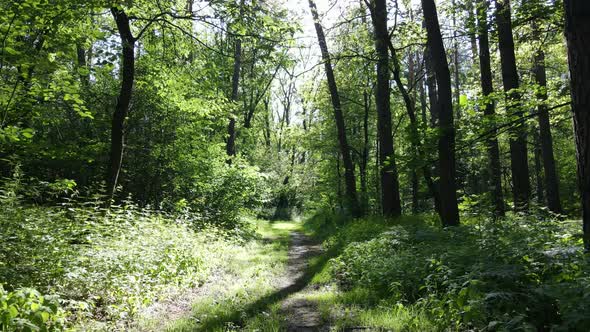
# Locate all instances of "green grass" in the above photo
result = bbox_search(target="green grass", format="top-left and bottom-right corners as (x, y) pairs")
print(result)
(148, 219), (300, 331)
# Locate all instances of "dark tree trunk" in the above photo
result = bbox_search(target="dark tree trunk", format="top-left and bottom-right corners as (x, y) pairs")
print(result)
(532, 23), (562, 213)
(226, 38), (241, 158)
(533, 130), (545, 204)
(496, 0), (530, 211)
(309, 0), (361, 216)
(361, 89), (370, 212)
(563, 0), (590, 251)
(368, 0), (402, 217)
(477, 0), (505, 217)
(422, 0), (460, 226)
(424, 46), (438, 126)
(226, 0), (244, 159)
(107, 8), (135, 201)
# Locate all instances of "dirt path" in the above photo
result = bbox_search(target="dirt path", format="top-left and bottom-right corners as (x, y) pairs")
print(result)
(279, 232), (326, 332)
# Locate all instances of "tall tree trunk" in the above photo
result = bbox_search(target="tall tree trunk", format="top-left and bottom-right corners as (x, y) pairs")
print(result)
(563, 0), (590, 251)
(226, 0), (244, 159)
(309, 0), (361, 216)
(532, 20), (562, 213)
(422, 0), (460, 226)
(367, 0), (402, 217)
(361, 89), (370, 212)
(107, 7), (135, 201)
(496, 0), (530, 211)
(477, 0), (505, 217)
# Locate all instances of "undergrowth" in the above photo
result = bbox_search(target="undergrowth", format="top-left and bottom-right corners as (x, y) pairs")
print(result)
(304, 211), (590, 331)
(0, 176), (256, 331)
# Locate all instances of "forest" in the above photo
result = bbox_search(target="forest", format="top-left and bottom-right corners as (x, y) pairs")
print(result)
(1, 0), (589, 331)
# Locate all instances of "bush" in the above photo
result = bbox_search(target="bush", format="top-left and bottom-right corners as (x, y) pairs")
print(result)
(0, 287), (65, 331)
(311, 213), (590, 331)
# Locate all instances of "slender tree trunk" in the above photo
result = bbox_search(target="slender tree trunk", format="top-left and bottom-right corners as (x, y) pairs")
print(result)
(361, 89), (370, 211)
(533, 130), (545, 204)
(496, 0), (530, 211)
(563, 0), (590, 251)
(226, 0), (244, 159)
(477, 0), (505, 217)
(422, 0), (460, 226)
(532, 21), (562, 213)
(309, 0), (361, 216)
(107, 8), (135, 201)
(368, 0), (402, 217)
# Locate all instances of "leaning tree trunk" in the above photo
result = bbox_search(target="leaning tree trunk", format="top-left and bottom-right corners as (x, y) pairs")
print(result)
(368, 0), (402, 217)
(563, 0), (590, 251)
(477, 0), (505, 217)
(309, 0), (361, 216)
(422, 0), (460, 226)
(496, 0), (530, 211)
(532, 19), (562, 214)
(107, 8), (135, 201)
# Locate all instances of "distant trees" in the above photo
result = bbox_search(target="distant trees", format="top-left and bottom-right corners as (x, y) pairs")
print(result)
(308, 0), (361, 216)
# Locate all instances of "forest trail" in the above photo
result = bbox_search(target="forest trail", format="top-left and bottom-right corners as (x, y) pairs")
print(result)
(279, 232), (326, 331)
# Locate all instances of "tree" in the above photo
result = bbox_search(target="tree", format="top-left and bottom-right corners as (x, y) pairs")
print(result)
(308, 0), (361, 216)
(495, 0), (530, 211)
(366, 0), (402, 217)
(107, 7), (135, 200)
(226, 0), (244, 159)
(530, 0), (562, 214)
(563, 0), (590, 251)
(421, 0), (460, 226)
(477, 0), (505, 217)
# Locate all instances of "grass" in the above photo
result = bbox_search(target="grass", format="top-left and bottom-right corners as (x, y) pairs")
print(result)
(145, 219), (301, 331)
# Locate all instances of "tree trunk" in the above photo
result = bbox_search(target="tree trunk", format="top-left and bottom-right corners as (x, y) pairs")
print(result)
(368, 0), (402, 217)
(226, 0), (244, 159)
(563, 0), (590, 251)
(532, 21), (562, 213)
(107, 7), (135, 201)
(533, 130), (545, 204)
(477, 0), (505, 217)
(422, 0), (460, 226)
(309, 0), (361, 216)
(496, 0), (530, 211)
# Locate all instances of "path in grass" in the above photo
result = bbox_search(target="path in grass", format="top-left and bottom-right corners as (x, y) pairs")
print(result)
(278, 232), (325, 331)
(135, 220), (329, 331)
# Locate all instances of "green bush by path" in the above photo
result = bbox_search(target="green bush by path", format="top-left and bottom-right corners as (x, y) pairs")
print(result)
(0, 194), (254, 330)
(305, 212), (590, 331)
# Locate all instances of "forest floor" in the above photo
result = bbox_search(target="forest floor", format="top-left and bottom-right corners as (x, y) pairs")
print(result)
(135, 219), (331, 331)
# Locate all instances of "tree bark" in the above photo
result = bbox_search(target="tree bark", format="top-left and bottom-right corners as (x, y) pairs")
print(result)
(477, 0), (505, 217)
(496, 0), (530, 211)
(309, 0), (361, 216)
(532, 19), (562, 213)
(422, 0), (460, 226)
(226, 0), (245, 160)
(563, 0), (590, 251)
(368, 0), (402, 217)
(107, 7), (135, 201)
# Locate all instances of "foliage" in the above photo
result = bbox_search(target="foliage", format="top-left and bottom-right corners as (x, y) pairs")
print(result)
(307, 213), (590, 331)
(0, 175), (254, 329)
(0, 287), (65, 332)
